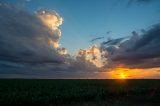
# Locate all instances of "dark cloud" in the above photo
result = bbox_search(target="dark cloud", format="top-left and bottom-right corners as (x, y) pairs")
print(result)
(0, 3), (98, 78)
(102, 24), (160, 69)
(0, 3), (64, 63)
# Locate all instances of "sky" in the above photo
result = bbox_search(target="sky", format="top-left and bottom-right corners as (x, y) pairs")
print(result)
(0, 0), (160, 79)
(2, 0), (160, 53)
(30, 0), (160, 54)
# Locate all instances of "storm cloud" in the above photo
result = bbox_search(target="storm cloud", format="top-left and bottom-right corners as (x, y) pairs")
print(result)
(0, 4), (64, 63)
(0, 3), (98, 78)
(102, 24), (160, 69)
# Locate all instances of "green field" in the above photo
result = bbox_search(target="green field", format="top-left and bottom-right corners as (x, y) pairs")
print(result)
(0, 79), (160, 106)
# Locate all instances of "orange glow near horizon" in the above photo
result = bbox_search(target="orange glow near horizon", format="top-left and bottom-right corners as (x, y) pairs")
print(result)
(102, 66), (160, 79)
(110, 67), (130, 79)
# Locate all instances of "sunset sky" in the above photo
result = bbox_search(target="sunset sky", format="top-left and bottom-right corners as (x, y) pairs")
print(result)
(0, 0), (160, 79)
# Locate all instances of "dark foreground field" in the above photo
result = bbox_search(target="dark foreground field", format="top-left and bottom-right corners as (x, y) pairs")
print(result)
(0, 79), (160, 106)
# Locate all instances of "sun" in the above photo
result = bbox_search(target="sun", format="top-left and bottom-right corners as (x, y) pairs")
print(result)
(120, 72), (127, 79)
(110, 67), (129, 79)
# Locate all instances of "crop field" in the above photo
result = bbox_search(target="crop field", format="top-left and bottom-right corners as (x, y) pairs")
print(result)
(0, 79), (160, 106)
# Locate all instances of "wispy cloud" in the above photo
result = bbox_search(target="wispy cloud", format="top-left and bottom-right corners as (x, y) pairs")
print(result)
(128, 0), (153, 5)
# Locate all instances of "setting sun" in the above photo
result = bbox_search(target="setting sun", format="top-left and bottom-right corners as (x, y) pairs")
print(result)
(109, 67), (130, 79)
(120, 73), (127, 79)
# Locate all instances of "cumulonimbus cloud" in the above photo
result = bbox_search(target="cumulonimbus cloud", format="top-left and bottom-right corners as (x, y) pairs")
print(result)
(0, 3), (98, 78)
(0, 3), (64, 63)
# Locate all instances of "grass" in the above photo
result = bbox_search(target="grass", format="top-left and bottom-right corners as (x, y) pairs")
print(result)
(0, 79), (160, 106)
